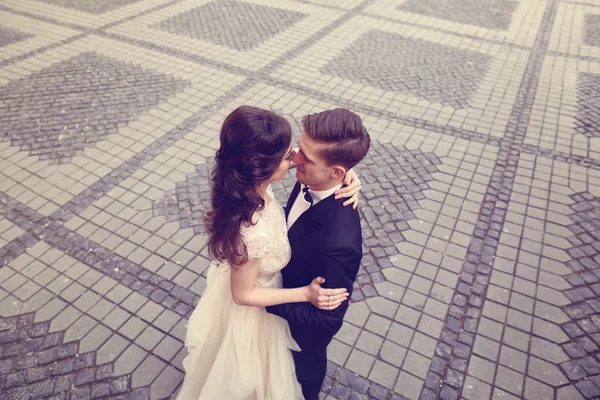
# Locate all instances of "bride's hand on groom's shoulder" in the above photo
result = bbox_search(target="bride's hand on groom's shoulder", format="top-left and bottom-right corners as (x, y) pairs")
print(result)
(305, 277), (349, 310)
(335, 169), (361, 210)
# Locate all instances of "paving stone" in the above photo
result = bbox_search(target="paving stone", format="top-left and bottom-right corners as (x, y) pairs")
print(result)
(96, 334), (129, 365)
(528, 357), (568, 387)
(502, 326), (530, 352)
(74, 353), (95, 370)
(79, 324), (112, 353)
(135, 326), (164, 351)
(334, 366), (370, 394)
(70, 386), (90, 400)
(387, 322), (414, 348)
(495, 365), (524, 396)
(51, 358), (75, 376)
(147, 335), (179, 365)
(102, 307), (131, 330)
(530, 337), (569, 364)
(328, 338), (351, 366)
(87, 299), (116, 321)
(368, 360), (398, 389)
(34, 298), (67, 323)
(467, 354), (496, 384)
(63, 315), (96, 342)
(113, 344), (147, 376)
(394, 371), (423, 400)
(131, 355), (165, 388)
(355, 330), (383, 356)
(473, 335), (500, 361)
(110, 375), (129, 395)
(75, 368), (95, 386)
(345, 349), (375, 378)
(499, 345), (527, 373)
(402, 350), (430, 379)
(152, 309), (180, 333)
(462, 376), (492, 400)
(150, 365), (183, 400)
(410, 332), (437, 358)
(379, 339), (407, 367)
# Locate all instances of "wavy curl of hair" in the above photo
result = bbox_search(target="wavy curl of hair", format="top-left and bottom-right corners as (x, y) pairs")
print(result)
(205, 106), (292, 266)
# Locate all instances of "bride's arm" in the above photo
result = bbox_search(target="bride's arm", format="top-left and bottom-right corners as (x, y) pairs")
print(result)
(230, 258), (348, 309)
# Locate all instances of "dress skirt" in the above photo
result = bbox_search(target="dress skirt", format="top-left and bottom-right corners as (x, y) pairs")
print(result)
(176, 262), (304, 400)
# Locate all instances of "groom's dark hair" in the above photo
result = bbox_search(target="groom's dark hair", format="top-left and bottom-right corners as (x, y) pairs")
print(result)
(302, 108), (370, 170)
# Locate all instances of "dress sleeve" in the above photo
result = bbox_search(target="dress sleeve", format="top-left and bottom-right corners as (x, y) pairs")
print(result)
(241, 218), (269, 260)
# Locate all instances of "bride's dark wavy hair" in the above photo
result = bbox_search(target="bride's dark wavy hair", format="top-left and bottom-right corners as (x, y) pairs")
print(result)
(205, 106), (292, 266)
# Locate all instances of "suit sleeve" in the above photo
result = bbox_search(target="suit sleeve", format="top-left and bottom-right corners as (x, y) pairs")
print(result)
(266, 243), (361, 334)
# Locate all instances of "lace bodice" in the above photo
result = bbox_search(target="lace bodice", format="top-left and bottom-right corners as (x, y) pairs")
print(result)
(240, 185), (291, 277)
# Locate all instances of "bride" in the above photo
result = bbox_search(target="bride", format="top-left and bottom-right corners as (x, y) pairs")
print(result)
(176, 106), (361, 400)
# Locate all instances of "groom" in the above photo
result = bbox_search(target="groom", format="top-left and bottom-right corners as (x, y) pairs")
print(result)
(266, 109), (370, 399)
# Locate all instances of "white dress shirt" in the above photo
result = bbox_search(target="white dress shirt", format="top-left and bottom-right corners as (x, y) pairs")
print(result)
(287, 183), (343, 230)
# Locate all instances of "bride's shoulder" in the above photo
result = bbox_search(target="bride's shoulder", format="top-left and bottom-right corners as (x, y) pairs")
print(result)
(240, 210), (265, 235)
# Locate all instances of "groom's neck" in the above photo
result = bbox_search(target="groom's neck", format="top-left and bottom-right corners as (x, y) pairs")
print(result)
(307, 178), (343, 192)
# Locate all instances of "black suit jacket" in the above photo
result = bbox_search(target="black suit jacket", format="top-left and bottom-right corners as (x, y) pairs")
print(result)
(266, 182), (362, 351)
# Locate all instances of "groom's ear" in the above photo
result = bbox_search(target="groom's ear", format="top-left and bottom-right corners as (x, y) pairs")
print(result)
(330, 165), (346, 179)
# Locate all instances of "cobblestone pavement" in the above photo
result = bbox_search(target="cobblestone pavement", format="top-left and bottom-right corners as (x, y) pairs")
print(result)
(0, 0), (599, 399)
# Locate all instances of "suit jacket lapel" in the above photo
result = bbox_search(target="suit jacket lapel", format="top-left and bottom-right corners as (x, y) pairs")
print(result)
(285, 181), (301, 220)
(287, 193), (339, 244)
(288, 209), (322, 244)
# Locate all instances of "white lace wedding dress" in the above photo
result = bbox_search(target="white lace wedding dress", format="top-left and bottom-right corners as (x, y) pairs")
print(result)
(176, 185), (304, 400)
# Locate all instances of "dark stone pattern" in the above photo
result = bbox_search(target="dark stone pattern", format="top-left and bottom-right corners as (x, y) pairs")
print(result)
(0, 25), (33, 48)
(321, 30), (492, 109)
(35, 0), (143, 14)
(153, 162), (212, 235)
(0, 313), (133, 399)
(398, 0), (519, 30)
(558, 192), (600, 392)
(575, 72), (600, 139)
(153, 0), (307, 51)
(351, 143), (442, 301)
(0, 52), (189, 164)
(584, 14), (600, 48)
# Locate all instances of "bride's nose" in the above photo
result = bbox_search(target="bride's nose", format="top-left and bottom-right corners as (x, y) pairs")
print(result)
(293, 150), (303, 164)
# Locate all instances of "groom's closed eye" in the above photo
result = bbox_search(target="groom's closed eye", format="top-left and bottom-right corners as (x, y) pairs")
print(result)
(298, 149), (313, 163)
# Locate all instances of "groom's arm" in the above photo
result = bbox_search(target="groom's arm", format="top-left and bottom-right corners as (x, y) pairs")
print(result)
(266, 244), (360, 334)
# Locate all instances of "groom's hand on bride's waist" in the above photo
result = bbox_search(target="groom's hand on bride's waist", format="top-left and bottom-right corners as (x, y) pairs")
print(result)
(305, 277), (349, 311)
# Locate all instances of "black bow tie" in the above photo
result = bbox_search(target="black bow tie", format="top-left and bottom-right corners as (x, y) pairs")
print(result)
(302, 185), (313, 207)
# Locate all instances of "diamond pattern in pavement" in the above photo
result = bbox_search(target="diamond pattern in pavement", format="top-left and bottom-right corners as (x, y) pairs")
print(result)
(321, 30), (492, 108)
(35, 0), (143, 14)
(0, 25), (33, 48)
(585, 14), (600, 48)
(575, 73), (600, 139)
(153, 0), (307, 51)
(398, 0), (519, 30)
(0, 52), (189, 164)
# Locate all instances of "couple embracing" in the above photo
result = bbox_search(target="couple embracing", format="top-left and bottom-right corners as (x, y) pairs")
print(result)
(176, 106), (370, 400)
